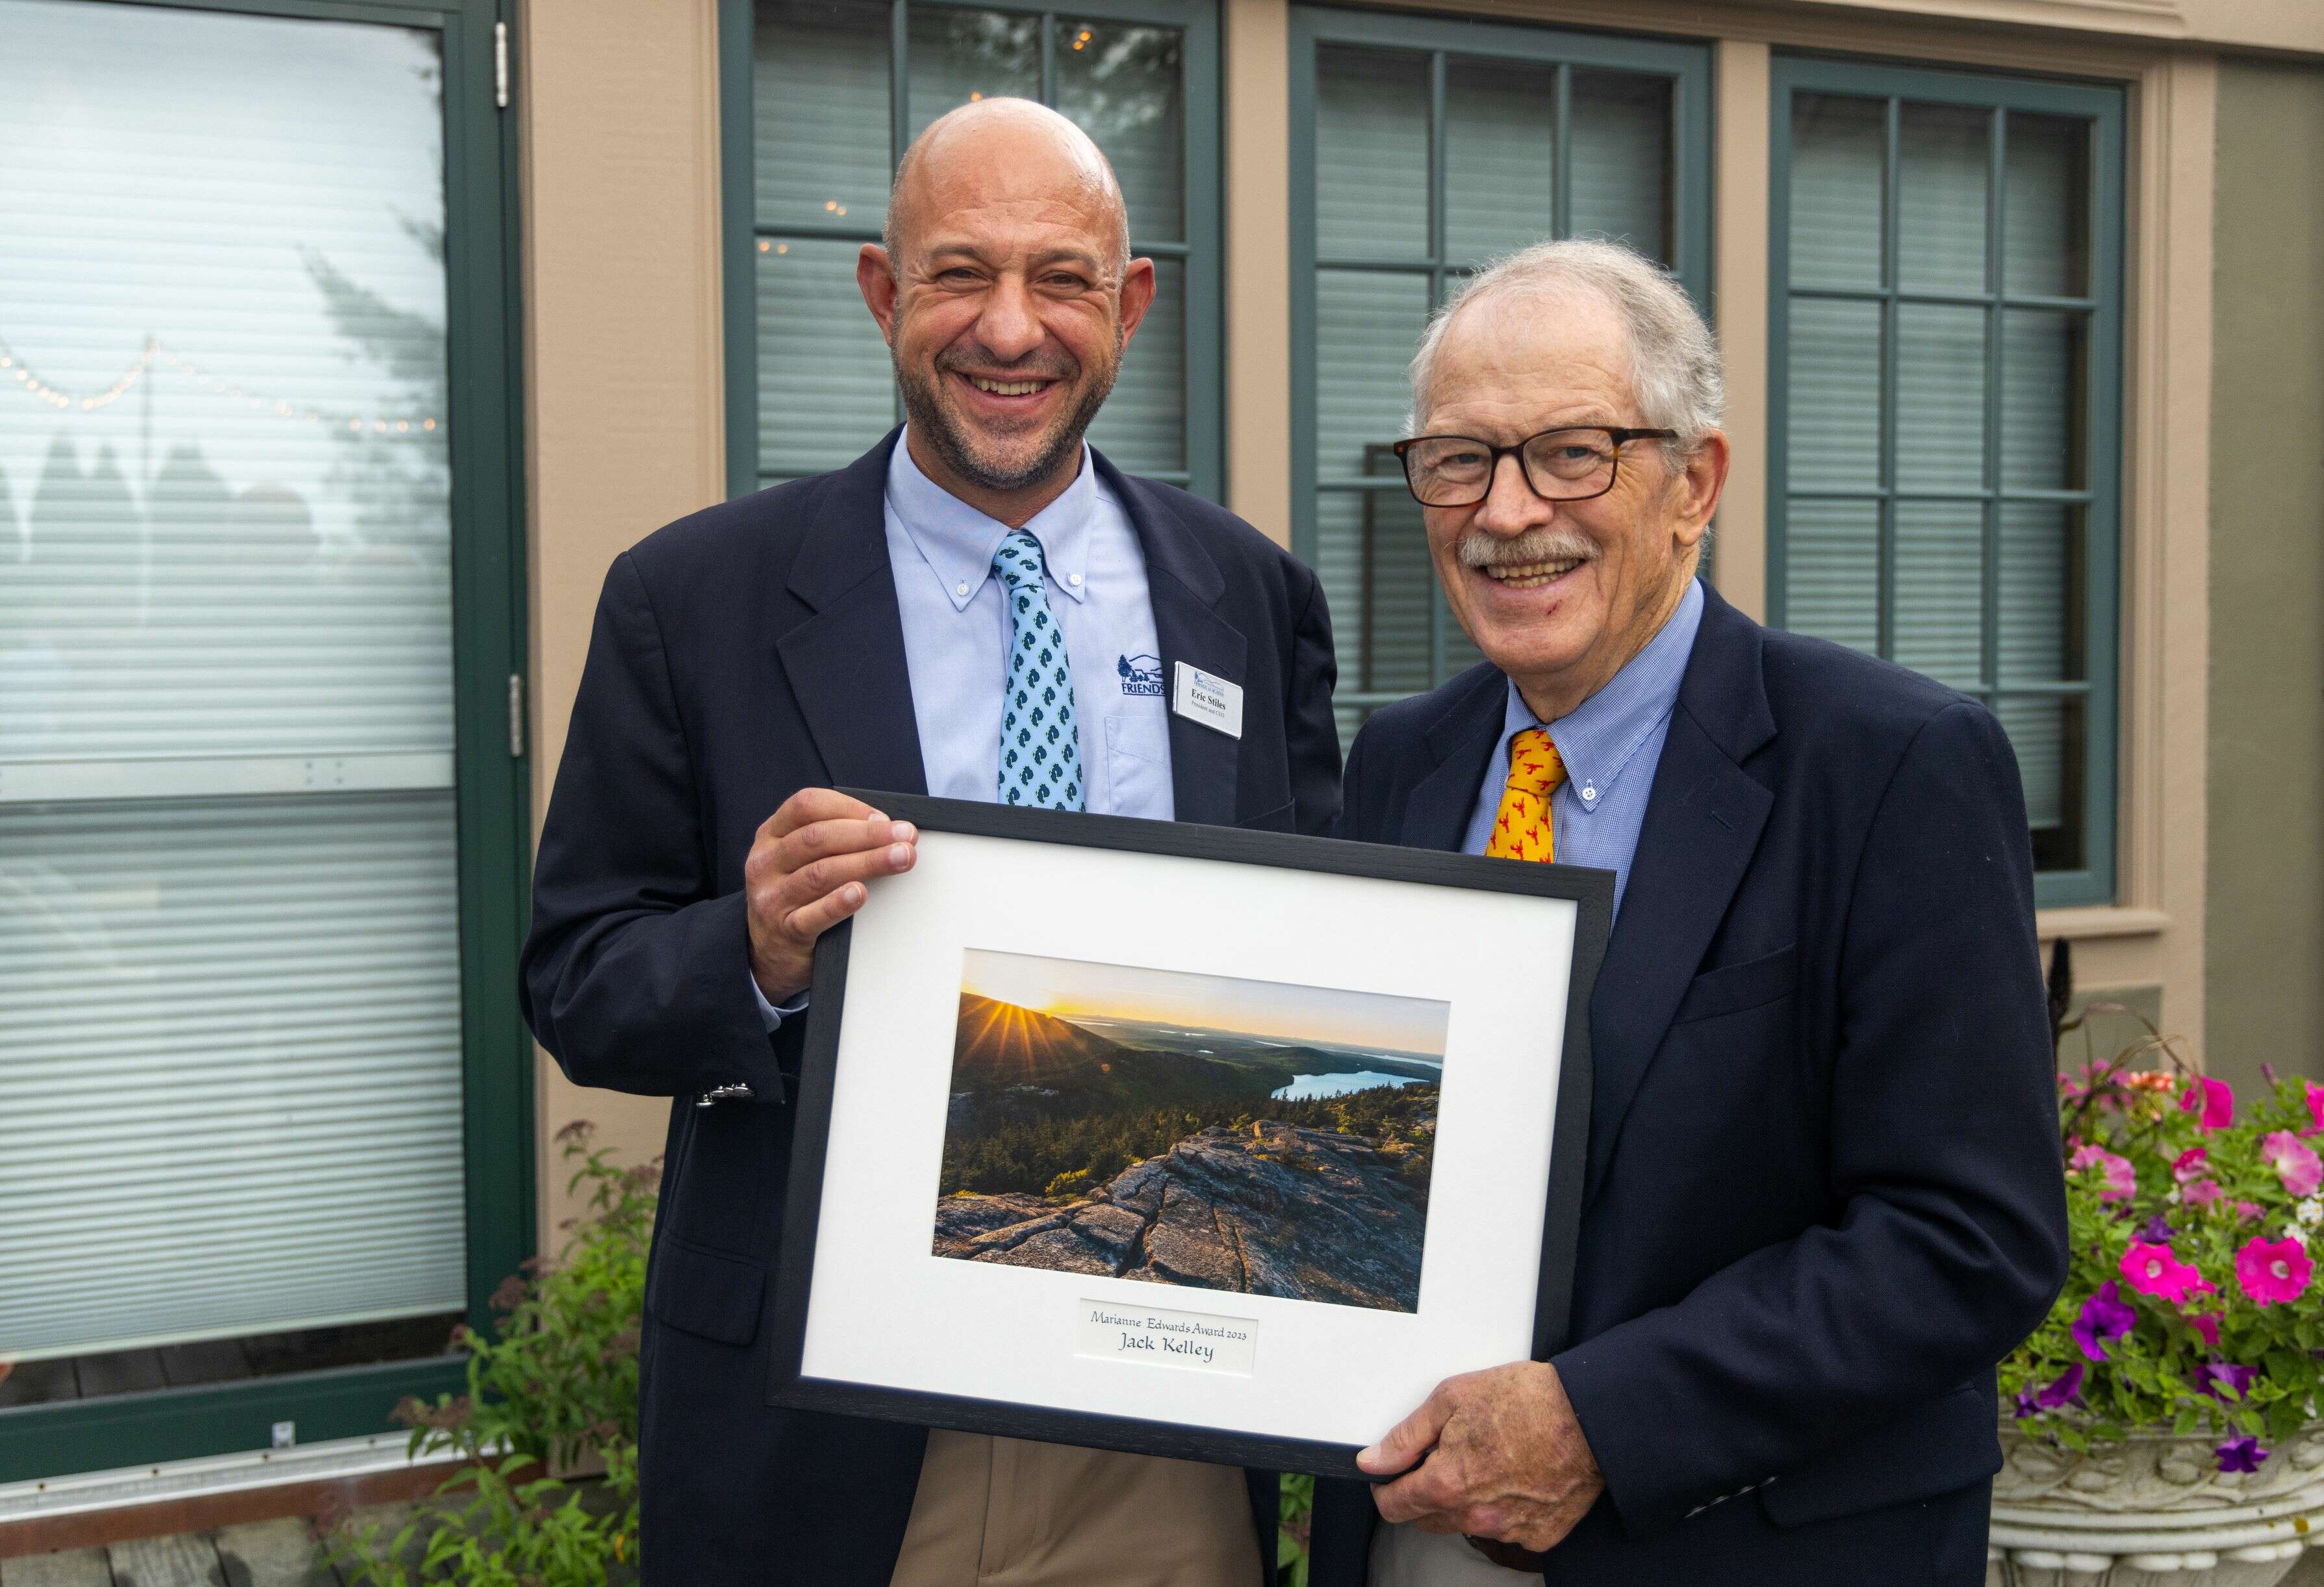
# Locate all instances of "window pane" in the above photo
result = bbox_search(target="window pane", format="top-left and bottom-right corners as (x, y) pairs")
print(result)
(755, 0), (889, 232)
(1086, 259), (1183, 475)
(1056, 19), (1182, 242)
(1569, 70), (1669, 261)
(1897, 101), (1987, 295)
(1316, 269), (1429, 476)
(1998, 502), (2076, 682)
(1787, 298), (1882, 491)
(1348, 485), (1435, 695)
(1893, 500), (1983, 688)
(1789, 92), (1885, 289)
(1317, 45), (1429, 259)
(2000, 307), (2084, 491)
(0, 0), (466, 1372)
(908, 7), (1039, 144)
(758, 237), (895, 478)
(1445, 57), (1555, 268)
(1895, 303), (1986, 491)
(1784, 498), (1880, 654)
(1997, 693), (2080, 850)
(2004, 113), (2088, 298)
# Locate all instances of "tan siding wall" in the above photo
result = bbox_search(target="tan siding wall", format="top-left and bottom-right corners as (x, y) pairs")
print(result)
(2204, 59), (2324, 1095)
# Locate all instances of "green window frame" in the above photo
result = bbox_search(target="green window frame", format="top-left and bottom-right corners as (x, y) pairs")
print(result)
(1768, 56), (2125, 908)
(0, 0), (533, 1482)
(1287, 8), (1711, 741)
(719, 0), (1223, 503)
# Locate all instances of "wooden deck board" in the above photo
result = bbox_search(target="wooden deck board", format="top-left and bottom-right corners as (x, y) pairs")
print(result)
(104, 1532), (220, 1587)
(211, 1520), (338, 1587)
(0, 1548), (114, 1587)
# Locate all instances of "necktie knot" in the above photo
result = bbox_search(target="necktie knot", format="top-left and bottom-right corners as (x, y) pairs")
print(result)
(993, 528), (1047, 591)
(1484, 727), (1563, 863)
(1505, 727), (1566, 798)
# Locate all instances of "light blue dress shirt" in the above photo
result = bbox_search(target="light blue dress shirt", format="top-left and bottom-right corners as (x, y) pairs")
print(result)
(755, 434), (1174, 1029)
(1459, 577), (1705, 917)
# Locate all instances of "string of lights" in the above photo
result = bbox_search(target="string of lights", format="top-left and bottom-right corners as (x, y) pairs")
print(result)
(0, 333), (439, 435)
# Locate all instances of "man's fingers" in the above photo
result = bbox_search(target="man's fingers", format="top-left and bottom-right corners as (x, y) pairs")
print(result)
(782, 880), (868, 944)
(773, 816), (915, 873)
(1358, 1386), (1455, 1477)
(777, 840), (915, 917)
(763, 787), (884, 841)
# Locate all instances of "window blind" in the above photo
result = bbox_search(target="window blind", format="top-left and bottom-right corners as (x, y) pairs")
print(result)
(0, 0), (466, 1361)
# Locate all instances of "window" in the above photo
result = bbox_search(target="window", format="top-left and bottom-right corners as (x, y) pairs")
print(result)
(0, 0), (526, 1478)
(1769, 59), (2125, 905)
(725, 0), (1221, 499)
(1288, 9), (1710, 744)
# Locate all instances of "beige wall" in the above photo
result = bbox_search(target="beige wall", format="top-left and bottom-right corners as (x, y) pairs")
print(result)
(519, 0), (728, 1250)
(2203, 59), (2324, 1096)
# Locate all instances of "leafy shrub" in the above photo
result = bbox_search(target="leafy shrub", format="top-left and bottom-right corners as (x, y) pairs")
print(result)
(331, 1122), (652, 1586)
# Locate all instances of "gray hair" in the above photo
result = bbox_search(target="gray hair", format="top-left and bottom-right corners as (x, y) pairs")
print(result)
(1407, 238), (1723, 463)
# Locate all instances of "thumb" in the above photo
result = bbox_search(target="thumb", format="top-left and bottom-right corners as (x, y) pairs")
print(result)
(1357, 1386), (1453, 1477)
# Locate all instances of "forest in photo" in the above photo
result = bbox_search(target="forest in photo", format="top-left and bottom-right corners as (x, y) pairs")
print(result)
(930, 951), (1448, 1313)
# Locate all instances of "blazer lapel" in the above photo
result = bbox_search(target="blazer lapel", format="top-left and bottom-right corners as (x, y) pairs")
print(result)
(1399, 667), (1507, 851)
(774, 430), (929, 799)
(1583, 587), (1777, 1202)
(1099, 454), (1244, 829)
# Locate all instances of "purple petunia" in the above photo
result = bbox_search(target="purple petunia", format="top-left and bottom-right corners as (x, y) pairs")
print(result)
(2195, 1362), (2258, 1401)
(2217, 1436), (2270, 1473)
(2139, 1215), (2175, 1244)
(2073, 1280), (2138, 1362)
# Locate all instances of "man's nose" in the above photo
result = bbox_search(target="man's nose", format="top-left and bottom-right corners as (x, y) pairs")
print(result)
(973, 274), (1045, 365)
(1471, 452), (1557, 535)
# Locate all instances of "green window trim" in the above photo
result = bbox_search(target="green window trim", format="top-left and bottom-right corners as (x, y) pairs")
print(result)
(1767, 54), (2125, 909)
(719, 0), (1224, 504)
(1286, 6), (1712, 728)
(0, 0), (534, 1483)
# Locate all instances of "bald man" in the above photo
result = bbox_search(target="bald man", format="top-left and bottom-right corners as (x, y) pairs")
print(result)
(521, 99), (1340, 1584)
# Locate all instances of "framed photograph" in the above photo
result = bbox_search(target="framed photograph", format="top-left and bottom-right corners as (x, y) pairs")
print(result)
(767, 792), (1611, 1479)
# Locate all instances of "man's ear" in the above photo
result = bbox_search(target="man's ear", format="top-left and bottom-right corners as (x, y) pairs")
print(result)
(1669, 430), (1731, 552)
(1116, 257), (1158, 349)
(858, 245), (900, 345)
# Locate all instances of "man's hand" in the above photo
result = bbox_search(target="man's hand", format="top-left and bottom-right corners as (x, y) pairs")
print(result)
(1357, 1360), (1604, 1553)
(745, 789), (917, 1002)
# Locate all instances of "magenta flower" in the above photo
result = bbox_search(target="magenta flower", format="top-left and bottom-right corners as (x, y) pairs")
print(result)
(2182, 1077), (2234, 1131)
(2073, 1280), (2138, 1361)
(2195, 1361), (2258, 1400)
(2262, 1131), (2324, 1196)
(2217, 1436), (2270, 1473)
(2184, 1180), (2224, 1209)
(2174, 1147), (2210, 1183)
(2236, 1237), (2314, 1306)
(2305, 1081), (2324, 1139)
(2189, 1313), (2222, 1348)
(2121, 1241), (2206, 1302)
(2238, 1200), (2265, 1222)
(2070, 1144), (2138, 1202)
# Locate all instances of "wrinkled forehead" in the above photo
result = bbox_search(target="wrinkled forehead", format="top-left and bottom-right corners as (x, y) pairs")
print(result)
(1422, 285), (1641, 435)
(893, 118), (1126, 263)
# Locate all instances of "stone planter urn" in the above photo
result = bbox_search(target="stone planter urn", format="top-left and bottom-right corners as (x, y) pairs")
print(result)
(1989, 1421), (2324, 1586)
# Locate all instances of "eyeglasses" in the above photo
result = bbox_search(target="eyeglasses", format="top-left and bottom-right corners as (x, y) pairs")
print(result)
(1391, 426), (1679, 508)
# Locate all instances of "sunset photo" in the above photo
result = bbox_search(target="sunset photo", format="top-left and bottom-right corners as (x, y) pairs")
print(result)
(931, 949), (1448, 1313)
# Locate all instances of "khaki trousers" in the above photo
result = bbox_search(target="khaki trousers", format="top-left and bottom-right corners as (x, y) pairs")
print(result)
(888, 1430), (1264, 1587)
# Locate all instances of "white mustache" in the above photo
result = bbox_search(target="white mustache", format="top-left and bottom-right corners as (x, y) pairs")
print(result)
(1456, 530), (1596, 570)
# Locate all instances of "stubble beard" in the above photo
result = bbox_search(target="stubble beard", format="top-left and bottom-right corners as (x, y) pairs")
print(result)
(895, 341), (1121, 496)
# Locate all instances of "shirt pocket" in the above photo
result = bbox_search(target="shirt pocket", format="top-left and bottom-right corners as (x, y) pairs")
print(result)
(1105, 712), (1172, 817)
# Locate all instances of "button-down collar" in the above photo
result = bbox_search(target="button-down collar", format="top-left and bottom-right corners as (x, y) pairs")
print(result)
(1499, 576), (1705, 816)
(885, 430), (1095, 611)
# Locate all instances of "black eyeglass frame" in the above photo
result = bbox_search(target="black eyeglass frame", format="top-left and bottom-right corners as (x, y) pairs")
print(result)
(1390, 426), (1681, 507)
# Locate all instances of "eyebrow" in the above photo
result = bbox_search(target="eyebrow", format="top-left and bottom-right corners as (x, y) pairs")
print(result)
(923, 242), (1108, 275)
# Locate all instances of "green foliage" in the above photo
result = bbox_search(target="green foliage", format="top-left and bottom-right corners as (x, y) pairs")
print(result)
(1278, 1473), (1314, 1587)
(2006, 1051), (2324, 1456)
(331, 1122), (652, 1586)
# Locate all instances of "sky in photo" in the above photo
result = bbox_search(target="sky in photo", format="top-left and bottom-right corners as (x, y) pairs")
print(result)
(960, 948), (1449, 1057)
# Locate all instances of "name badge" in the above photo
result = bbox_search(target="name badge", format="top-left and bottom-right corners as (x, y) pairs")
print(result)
(1172, 663), (1243, 739)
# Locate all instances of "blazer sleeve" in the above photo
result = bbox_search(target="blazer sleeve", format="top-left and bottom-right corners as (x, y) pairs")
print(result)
(1284, 556), (1344, 837)
(518, 551), (791, 1101)
(1551, 701), (2070, 1536)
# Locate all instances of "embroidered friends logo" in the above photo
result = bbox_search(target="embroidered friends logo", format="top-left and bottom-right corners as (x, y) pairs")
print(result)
(1116, 653), (1164, 697)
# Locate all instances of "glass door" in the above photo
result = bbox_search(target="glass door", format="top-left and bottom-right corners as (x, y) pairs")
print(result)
(0, 0), (528, 1479)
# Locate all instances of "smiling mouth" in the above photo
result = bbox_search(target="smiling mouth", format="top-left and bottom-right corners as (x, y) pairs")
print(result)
(1479, 556), (1586, 590)
(960, 373), (1054, 398)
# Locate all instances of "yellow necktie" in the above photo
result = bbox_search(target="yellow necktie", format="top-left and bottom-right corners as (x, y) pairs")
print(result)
(1484, 727), (1564, 862)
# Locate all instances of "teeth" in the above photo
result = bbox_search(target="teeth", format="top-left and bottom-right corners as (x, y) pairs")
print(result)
(969, 376), (1045, 396)
(1483, 558), (1583, 588)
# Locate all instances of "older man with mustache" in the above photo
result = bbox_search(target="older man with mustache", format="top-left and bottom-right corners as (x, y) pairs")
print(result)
(522, 99), (1338, 1584)
(1311, 239), (2068, 1586)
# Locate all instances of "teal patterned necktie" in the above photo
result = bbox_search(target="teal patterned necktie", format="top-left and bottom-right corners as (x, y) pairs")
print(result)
(992, 529), (1084, 810)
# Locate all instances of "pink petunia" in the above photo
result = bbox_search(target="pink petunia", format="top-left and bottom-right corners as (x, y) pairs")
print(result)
(2184, 1180), (2224, 1209)
(2070, 1144), (2138, 1202)
(2239, 1201), (2265, 1222)
(2305, 1081), (2324, 1139)
(2122, 1240), (2207, 1303)
(2175, 1147), (2210, 1183)
(2263, 1131), (2324, 1197)
(2189, 1313), (2222, 1348)
(2236, 1237), (2314, 1306)
(2182, 1077), (2234, 1131)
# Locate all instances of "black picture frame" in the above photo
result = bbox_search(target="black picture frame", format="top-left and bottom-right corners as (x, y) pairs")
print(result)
(767, 791), (1611, 1480)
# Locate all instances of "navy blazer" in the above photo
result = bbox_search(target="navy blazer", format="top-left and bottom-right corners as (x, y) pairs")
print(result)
(1311, 586), (2067, 1586)
(520, 431), (1340, 1585)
